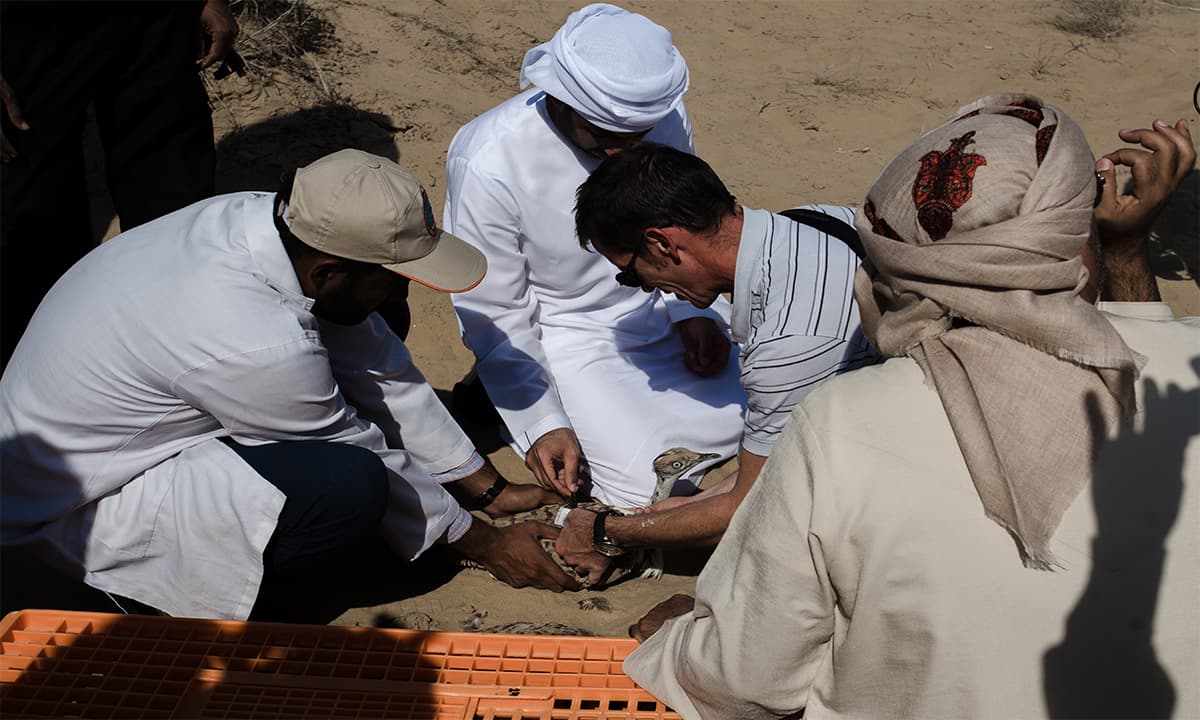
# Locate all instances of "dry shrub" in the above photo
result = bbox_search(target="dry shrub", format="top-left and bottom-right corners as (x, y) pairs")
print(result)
(231, 0), (336, 76)
(205, 0), (343, 115)
(1053, 0), (1140, 39)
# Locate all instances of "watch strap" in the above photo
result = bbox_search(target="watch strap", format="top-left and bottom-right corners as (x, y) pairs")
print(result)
(593, 509), (617, 546)
(464, 475), (508, 511)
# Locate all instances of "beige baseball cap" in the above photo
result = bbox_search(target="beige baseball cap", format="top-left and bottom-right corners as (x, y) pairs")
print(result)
(287, 149), (486, 293)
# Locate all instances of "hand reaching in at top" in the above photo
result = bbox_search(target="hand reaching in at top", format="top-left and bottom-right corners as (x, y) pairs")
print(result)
(197, 0), (240, 71)
(1093, 119), (1194, 302)
(1, 74), (30, 162)
(1095, 119), (1194, 255)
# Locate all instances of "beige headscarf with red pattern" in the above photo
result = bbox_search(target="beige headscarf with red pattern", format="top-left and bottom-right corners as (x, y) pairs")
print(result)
(852, 94), (1141, 569)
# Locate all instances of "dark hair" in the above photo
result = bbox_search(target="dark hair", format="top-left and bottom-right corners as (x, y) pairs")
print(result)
(575, 143), (737, 253)
(273, 168), (302, 248)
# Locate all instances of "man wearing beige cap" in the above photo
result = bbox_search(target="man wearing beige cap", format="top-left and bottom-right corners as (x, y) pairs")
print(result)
(0, 148), (579, 621)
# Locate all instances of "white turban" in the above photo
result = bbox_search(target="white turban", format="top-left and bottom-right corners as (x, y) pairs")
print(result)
(519, 3), (689, 133)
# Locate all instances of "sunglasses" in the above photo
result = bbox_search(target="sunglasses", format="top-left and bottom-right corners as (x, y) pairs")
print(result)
(614, 251), (643, 288)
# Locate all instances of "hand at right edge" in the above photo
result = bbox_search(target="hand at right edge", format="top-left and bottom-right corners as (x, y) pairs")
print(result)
(628, 594), (696, 643)
(1, 74), (30, 162)
(1094, 119), (1194, 302)
(1095, 119), (1194, 254)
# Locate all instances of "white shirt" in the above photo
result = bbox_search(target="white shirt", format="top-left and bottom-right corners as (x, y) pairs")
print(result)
(443, 89), (746, 506)
(626, 303), (1200, 719)
(445, 88), (727, 448)
(732, 205), (880, 456)
(1, 193), (475, 619)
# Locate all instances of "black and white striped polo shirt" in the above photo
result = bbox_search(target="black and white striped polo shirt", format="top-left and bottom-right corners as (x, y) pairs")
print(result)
(731, 205), (881, 456)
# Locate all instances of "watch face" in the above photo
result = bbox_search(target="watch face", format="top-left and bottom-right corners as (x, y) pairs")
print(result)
(593, 541), (625, 558)
(592, 510), (625, 557)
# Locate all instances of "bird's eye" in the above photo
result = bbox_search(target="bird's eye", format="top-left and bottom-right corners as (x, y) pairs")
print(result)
(671, 461), (683, 468)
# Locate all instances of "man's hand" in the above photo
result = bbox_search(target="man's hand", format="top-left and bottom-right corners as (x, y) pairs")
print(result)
(1095, 119), (1194, 302)
(1095, 119), (1195, 255)
(485, 483), (562, 517)
(676, 317), (731, 377)
(1, 74), (30, 162)
(446, 461), (562, 518)
(629, 593), (696, 643)
(525, 427), (584, 496)
(453, 520), (581, 592)
(554, 508), (612, 584)
(197, 0), (239, 70)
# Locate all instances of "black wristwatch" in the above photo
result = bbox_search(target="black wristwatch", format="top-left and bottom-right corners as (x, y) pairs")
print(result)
(464, 476), (508, 511)
(592, 510), (625, 557)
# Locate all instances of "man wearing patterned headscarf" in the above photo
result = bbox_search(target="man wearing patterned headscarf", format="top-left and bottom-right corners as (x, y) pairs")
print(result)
(623, 97), (1198, 719)
(443, 4), (745, 510)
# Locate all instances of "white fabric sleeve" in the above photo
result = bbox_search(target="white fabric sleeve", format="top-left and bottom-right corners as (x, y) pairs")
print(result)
(443, 506), (474, 544)
(1096, 301), (1175, 322)
(171, 337), (458, 560)
(318, 314), (478, 475)
(739, 333), (876, 456)
(624, 403), (835, 718)
(444, 158), (572, 448)
(430, 452), (485, 483)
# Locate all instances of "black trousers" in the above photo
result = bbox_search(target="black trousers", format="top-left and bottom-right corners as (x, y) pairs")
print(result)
(1, 1), (216, 365)
(222, 440), (390, 588)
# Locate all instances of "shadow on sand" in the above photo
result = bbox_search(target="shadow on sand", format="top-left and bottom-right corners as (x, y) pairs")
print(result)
(1042, 361), (1199, 717)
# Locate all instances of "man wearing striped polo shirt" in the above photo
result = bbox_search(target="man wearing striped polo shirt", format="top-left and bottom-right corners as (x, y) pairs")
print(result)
(557, 143), (879, 577)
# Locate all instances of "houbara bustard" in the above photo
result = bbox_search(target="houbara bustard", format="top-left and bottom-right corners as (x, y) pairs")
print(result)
(464, 447), (719, 589)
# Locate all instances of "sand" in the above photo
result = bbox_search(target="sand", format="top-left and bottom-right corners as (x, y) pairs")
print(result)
(71, 0), (1199, 636)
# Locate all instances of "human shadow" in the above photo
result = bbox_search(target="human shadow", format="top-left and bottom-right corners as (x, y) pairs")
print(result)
(1, 425), (527, 711)
(1042, 361), (1199, 717)
(0, 610), (440, 716)
(217, 102), (414, 335)
(249, 539), (461, 626)
(214, 103), (403, 193)
(1, 438), (445, 713)
(0, 434), (108, 617)
(1142, 169), (1198, 285)
(447, 307), (552, 453)
(2, 427), (456, 626)
(85, 101), (408, 242)
(610, 307), (747, 410)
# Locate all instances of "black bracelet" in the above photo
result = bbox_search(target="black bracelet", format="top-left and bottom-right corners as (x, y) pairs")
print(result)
(465, 476), (508, 511)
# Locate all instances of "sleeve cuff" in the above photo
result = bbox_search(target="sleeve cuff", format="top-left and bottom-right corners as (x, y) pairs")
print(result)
(740, 433), (776, 458)
(1097, 301), (1174, 321)
(444, 506), (474, 544)
(512, 413), (573, 452)
(430, 451), (485, 483)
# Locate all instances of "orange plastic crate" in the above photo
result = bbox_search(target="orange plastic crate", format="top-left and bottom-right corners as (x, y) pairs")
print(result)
(0, 609), (680, 719)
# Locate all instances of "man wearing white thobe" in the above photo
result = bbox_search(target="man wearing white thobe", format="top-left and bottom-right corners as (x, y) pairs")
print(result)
(444, 3), (746, 509)
(1, 150), (578, 620)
